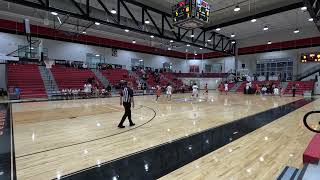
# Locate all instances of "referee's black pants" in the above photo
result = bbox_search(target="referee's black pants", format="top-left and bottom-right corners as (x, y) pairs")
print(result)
(119, 102), (134, 126)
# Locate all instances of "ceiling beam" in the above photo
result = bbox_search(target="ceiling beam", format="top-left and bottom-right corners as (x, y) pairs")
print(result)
(2, 0), (235, 55)
(304, 0), (320, 31)
(204, 2), (304, 31)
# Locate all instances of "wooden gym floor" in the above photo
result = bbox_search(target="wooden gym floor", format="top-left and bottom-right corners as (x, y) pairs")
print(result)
(11, 92), (318, 180)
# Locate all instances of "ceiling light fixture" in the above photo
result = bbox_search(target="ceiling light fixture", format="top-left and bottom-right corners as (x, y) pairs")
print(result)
(230, 33), (235, 38)
(267, 41), (272, 45)
(170, 40), (174, 43)
(168, 47), (172, 50)
(301, 6), (307, 11)
(132, 40), (136, 44)
(110, 8), (117, 14)
(199, 47), (203, 50)
(263, 26), (269, 31)
(231, 41), (236, 44)
(190, 34), (194, 38)
(207, 39), (212, 42)
(95, 22), (100, 25)
(145, 19), (150, 24)
(82, 31), (86, 34)
(150, 35), (154, 38)
(216, 28), (221, 31)
(308, 18), (313, 22)
(124, 29), (129, 32)
(194, 53), (198, 56)
(251, 18), (257, 22)
(293, 28), (300, 34)
(187, 44), (190, 47)
(95, 54), (100, 57)
(51, 12), (58, 16)
(234, 5), (240, 12)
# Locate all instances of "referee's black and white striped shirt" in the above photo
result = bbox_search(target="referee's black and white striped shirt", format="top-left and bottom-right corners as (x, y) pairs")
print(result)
(121, 87), (133, 103)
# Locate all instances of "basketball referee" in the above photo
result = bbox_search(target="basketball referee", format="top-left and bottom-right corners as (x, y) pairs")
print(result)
(118, 82), (135, 128)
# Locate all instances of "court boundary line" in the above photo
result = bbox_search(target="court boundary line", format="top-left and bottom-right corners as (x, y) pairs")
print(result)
(56, 98), (316, 180)
(15, 105), (156, 158)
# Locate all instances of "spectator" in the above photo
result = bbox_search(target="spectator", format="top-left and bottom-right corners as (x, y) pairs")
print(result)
(15, 87), (21, 99)
(261, 86), (267, 95)
(273, 86), (279, 96)
(292, 84), (297, 97)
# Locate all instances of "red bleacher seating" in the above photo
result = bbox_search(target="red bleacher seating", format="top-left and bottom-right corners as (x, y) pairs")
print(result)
(100, 69), (137, 88)
(285, 81), (315, 95)
(236, 81), (280, 92)
(7, 64), (47, 99)
(161, 72), (184, 88)
(51, 65), (102, 90)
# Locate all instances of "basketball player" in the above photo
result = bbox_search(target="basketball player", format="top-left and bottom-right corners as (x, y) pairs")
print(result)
(155, 85), (161, 101)
(203, 83), (208, 95)
(192, 83), (199, 98)
(224, 81), (229, 95)
(166, 84), (172, 101)
(118, 82), (135, 128)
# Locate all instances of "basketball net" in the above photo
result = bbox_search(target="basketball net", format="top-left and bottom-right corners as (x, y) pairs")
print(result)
(44, 59), (54, 69)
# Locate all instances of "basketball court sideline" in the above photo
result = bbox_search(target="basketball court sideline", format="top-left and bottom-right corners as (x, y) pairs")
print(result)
(9, 93), (317, 180)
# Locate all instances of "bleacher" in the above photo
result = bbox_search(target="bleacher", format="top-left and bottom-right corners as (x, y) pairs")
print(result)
(51, 65), (102, 90)
(161, 72), (184, 88)
(236, 81), (280, 92)
(7, 64), (47, 99)
(284, 81), (315, 95)
(100, 69), (137, 88)
(145, 72), (157, 87)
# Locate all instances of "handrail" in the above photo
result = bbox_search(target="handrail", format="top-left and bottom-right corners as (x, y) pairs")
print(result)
(303, 111), (320, 133)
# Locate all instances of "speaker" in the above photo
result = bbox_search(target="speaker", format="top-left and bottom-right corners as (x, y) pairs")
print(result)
(24, 19), (30, 34)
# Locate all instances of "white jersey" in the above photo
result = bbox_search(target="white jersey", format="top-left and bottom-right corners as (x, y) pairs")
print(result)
(273, 88), (279, 95)
(192, 85), (199, 93)
(224, 83), (228, 91)
(166, 86), (172, 95)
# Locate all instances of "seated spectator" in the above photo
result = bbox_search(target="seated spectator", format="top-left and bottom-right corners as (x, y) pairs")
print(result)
(82, 63), (88, 69)
(261, 86), (267, 95)
(84, 82), (92, 98)
(15, 87), (21, 99)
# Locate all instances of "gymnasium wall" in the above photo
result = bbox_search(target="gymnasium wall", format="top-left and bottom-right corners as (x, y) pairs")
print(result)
(0, 32), (235, 73)
(237, 46), (320, 76)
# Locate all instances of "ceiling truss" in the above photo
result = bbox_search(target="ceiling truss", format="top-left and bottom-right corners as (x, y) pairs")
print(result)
(3, 0), (236, 55)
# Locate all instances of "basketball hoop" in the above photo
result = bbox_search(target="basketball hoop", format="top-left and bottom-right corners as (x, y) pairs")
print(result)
(44, 59), (54, 69)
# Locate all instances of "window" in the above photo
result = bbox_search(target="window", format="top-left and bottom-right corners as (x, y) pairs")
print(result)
(256, 58), (293, 81)
(189, 65), (199, 73)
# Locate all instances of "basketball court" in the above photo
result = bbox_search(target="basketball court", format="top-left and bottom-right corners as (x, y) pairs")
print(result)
(6, 93), (317, 179)
(0, 0), (319, 179)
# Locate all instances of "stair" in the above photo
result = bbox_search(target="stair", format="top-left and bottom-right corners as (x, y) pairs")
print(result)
(38, 66), (59, 97)
(229, 82), (243, 92)
(91, 69), (109, 88)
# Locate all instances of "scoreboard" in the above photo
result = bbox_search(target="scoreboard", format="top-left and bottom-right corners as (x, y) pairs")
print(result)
(172, 0), (210, 29)
(301, 52), (320, 63)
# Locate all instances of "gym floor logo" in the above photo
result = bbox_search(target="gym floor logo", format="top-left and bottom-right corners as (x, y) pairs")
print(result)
(303, 111), (320, 133)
